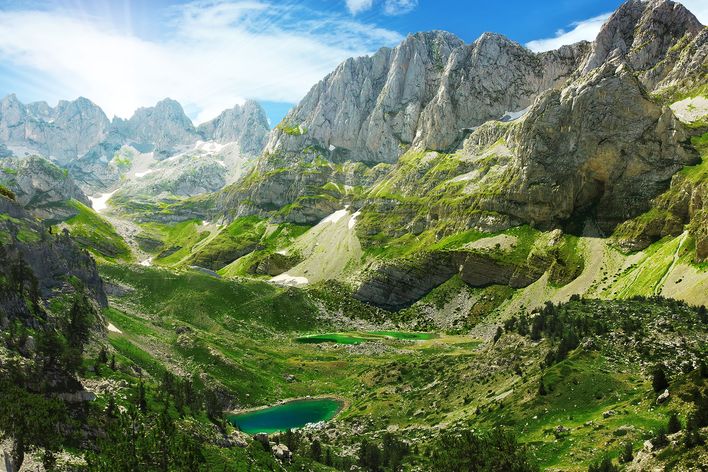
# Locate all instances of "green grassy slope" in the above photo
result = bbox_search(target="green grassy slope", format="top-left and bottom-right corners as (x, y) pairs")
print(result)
(95, 262), (708, 471)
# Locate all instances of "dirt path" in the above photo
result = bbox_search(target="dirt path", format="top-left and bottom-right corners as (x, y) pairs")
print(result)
(654, 231), (688, 296)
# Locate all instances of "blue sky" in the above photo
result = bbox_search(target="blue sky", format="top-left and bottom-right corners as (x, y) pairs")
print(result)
(0, 0), (705, 127)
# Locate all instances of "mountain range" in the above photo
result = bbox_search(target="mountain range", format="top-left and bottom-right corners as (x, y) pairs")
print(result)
(0, 0), (706, 470)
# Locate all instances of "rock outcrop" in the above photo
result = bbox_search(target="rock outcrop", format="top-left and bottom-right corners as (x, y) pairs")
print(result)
(0, 155), (90, 222)
(494, 59), (698, 231)
(198, 100), (270, 155)
(582, 0), (705, 92)
(354, 248), (550, 310)
(0, 195), (107, 311)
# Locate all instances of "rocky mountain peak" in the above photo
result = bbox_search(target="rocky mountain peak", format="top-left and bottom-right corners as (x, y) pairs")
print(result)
(0, 93), (26, 126)
(583, 0), (703, 74)
(197, 99), (270, 155)
(265, 25), (586, 164)
(125, 97), (198, 156)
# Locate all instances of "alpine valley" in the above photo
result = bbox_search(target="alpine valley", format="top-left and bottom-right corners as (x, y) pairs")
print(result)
(0, 0), (707, 471)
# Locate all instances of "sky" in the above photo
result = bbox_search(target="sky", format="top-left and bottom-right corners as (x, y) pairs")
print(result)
(0, 0), (705, 127)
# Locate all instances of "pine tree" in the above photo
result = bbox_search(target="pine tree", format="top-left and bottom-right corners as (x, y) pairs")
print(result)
(106, 395), (116, 418)
(538, 379), (547, 396)
(652, 426), (668, 448)
(651, 364), (669, 393)
(667, 411), (681, 434)
(110, 354), (116, 371)
(493, 326), (503, 344)
(310, 439), (322, 462)
(98, 347), (109, 364)
(684, 412), (704, 448)
(588, 456), (618, 472)
(324, 448), (333, 466)
(619, 441), (633, 463)
(138, 381), (147, 414)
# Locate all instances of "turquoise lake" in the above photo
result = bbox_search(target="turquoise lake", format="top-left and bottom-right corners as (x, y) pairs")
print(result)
(228, 398), (343, 434)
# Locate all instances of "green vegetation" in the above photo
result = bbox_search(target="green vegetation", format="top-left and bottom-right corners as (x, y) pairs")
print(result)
(368, 331), (435, 340)
(62, 200), (132, 261)
(295, 333), (368, 344)
(277, 121), (307, 136)
(295, 331), (434, 345)
(0, 183), (16, 200)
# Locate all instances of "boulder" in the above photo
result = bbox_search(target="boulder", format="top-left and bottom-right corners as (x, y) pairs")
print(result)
(253, 433), (270, 448)
(271, 444), (292, 461)
(656, 389), (670, 404)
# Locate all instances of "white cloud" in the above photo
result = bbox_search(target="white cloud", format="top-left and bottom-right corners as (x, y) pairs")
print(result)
(0, 1), (403, 122)
(346, 0), (374, 15)
(383, 0), (418, 16)
(525, 13), (611, 52)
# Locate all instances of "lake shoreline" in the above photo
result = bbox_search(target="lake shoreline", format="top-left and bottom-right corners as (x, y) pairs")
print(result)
(226, 394), (350, 418)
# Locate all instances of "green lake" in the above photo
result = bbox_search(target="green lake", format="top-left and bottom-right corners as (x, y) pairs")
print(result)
(228, 398), (343, 434)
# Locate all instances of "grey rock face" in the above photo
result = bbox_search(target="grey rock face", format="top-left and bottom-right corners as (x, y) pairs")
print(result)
(0, 155), (90, 221)
(498, 60), (697, 231)
(0, 196), (106, 307)
(0, 95), (110, 164)
(0, 95), (271, 192)
(198, 100), (270, 155)
(229, 0), (704, 235)
(266, 31), (587, 164)
(118, 154), (227, 198)
(354, 249), (549, 310)
(582, 0), (703, 77)
(123, 98), (199, 157)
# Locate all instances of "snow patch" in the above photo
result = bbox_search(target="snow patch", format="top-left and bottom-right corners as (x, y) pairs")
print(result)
(135, 169), (154, 178)
(348, 210), (361, 230)
(320, 209), (348, 224)
(88, 190), (118, 212)
(271, 273), (309, 286)
(107, 323), (122, 334)
(139, 257), (153, 267)
(499, 106), (530, 122)
(195, 140), (228, 153)
(328, 144), (336, 151)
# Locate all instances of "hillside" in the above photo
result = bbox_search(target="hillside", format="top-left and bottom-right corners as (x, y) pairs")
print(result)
(0, 0), (707, 471)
